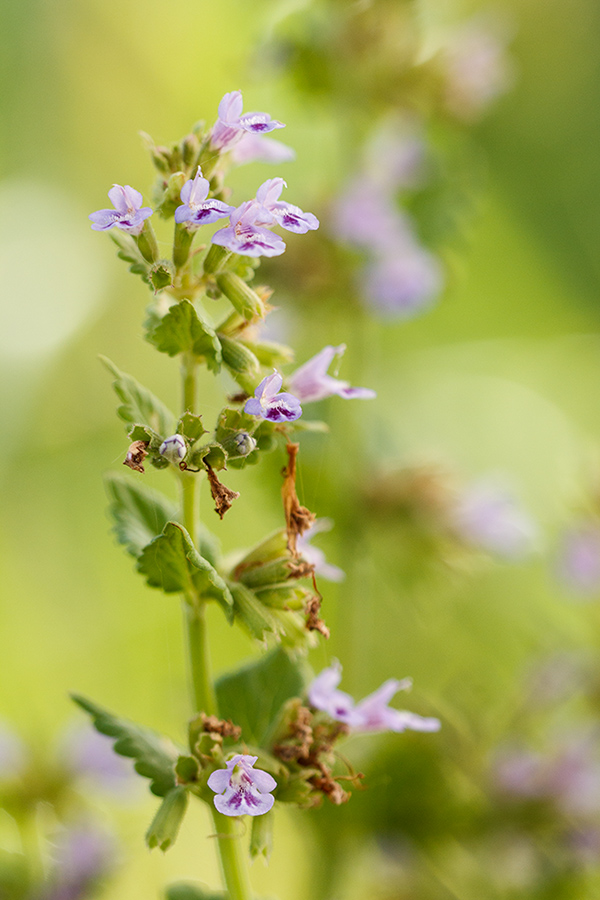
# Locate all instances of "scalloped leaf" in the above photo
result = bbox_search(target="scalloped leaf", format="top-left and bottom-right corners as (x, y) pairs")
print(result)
(100, 356), (174, 436)
(71, 695), (178, 797)
(147, 299), (222, 372)
(137, 522), (231, 609)
(105, 473), (177, 558)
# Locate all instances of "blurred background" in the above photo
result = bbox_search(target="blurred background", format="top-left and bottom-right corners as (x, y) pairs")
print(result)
(3, 0), (600, 897)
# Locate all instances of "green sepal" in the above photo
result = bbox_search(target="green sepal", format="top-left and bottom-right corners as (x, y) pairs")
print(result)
(229, 582), (279, 643)
(218, 334), (261, 391)
(243, 339), (294, 368)
(71, 695), (178, 797)
(104, 473), (177, 558)
(100, 356), (174, 436)
(176, 412), (207, 445)
(232, 529), (288, 570)
(215, 648), (309, 748)
(137, 522), (232, 610)
(109, 230), (150, 285)
(165, 884), (226, 900)
(250, 809), (274, 862)
(269, 608), (316, 654)
(215, 408), (259, 443)
(254, 585), (308, 610)
(155, 172), (187, 219)
(146, 299), (222, 372)
(150, 260), (175, 292)
(127, 423), (170, 469)
(146, 785), (189, 852)
(237, 556), (303, 590)
(189, 442), (228, 472)
(216, 272), (266, 321)
(274, 770), (320, 807)
(174, 755), (200, 785)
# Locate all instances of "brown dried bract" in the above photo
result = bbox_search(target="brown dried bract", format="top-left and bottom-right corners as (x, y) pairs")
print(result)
(123, 440), (149, 474)
(206, 465), (240, 519)
(305, 594), (330, 639)
(282, 443), (316, 555)
(201, 714), (242, 742)
(309, 770), (350, 805)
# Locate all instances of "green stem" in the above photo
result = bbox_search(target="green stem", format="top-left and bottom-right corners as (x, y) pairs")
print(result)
(211, 810), (254, 900)
(184, 600), (217, 715)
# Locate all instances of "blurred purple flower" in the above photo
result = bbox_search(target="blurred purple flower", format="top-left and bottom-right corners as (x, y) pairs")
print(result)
(89, 185), (152, 235)
(62, 726), (134, 793)
(309, 661), (441, 733)
(442, 19), (513, 122)
(452, 481), (537, 560)
(556, 522), (600, 595)
(364, 116), (428, 192)
(331, 178), (401, 251)
(231, 133), (296, 166)
(212, 201), (286, 258)
(244, 372), (302, 423)
(255, 178), (319, 234)
(46, 822), (116, 900)
(207, 754), (276, 817)
(174, 167), (234, 228)
(210, 90), (285, 153)
(362, 249), (443, 318)
(288, 344), (375, 404)
(297, 519), (345, 583)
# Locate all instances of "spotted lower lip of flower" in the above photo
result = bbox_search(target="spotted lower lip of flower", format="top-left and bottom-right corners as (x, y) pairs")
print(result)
(207, 754), (276, 817)
(255, 178), (319, 234)
(89, 184), (153, 235)
(288, 344), (376, 404)
(212, 202), (286, 258)
(174, 167), (235, 228)
(244, 372), (302, 423)
(209, 90), (285, 153)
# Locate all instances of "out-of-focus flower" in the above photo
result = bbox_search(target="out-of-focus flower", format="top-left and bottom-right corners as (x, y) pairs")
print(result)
(331, 177), (401, 251)
(451, 481), (537, 560)
(89, 185), (152, 236)
(159, 434), (187, 465)
(210, 90), (285, 153)
(244, 372), (302, 423)
(207, 754), (276, 817)
(362, 249), (443, 318)
(46, 822), (116, 900)
(62, 726), (134, 793)
(174, 168), (234, 228)
(255, 178), (319, 234)
(212, 202), (286, 258)
(231, 133), (296, 166)
(288, 344), (375, 404)
(0, 722), (26, 779)
(308, 661), (441, 733)
(297, 519), (345, 582)
(441, 19), (513, 122)
(556, 522), (600, 595)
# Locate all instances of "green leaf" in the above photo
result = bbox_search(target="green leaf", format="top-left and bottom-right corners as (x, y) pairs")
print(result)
(177, 412), (207, 445)
(147, 299), (222, 372)
(105, 473), (177, 558)
(137, 522), (232, 610)
(100, 356), (174, 435)
(71, 695), (178, 797)
(146, 786), (188, 851)
(165, 884), (226, 900)
(229, 582), (279, 643)
(215, 647), (309, 748)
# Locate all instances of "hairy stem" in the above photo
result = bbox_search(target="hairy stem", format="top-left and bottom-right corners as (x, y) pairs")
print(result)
(212, 810), (255, 900)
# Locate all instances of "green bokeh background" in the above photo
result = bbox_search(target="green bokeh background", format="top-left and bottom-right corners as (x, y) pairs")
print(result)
(2, 0), (600, 896)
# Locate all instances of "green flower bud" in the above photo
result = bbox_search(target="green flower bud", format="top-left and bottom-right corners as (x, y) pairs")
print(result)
(216, 272), (266, 321)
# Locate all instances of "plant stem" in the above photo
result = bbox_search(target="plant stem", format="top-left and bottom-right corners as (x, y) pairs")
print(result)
(211, 810), (255, 900)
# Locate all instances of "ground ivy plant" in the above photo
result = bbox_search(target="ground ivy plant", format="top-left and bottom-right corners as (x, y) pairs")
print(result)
(75, 90), (441, 900)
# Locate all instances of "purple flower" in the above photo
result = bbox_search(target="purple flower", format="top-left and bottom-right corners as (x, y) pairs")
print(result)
(207, 754), (276, 817)
(308, 661), (441, 734)
(442, 19), (513, 122)
(556, 522), (600, 594)
(47, 822), (116, 900)
(255, 178), (319, 234)
(231, 133), (296, 166)
(244, 372), (302, 423)
(288, 344), (375, 404)
(331, 178), (402, 251)
(362, 249), (443, 318)
(174, 167), (235, 229)
(89, 185), (152, 236)
(210, 90), (285, 153)
(212, 202), (286, 258)
(297, 519), (345, 582)
(452, 481), (537, 560)
(62, 726), (135, 794)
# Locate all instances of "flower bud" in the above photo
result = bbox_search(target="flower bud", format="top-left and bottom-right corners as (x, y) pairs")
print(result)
(218, 335), (261, 387)
(216, 272), (266, 321)
(159, 434), (187, 465)
(220, 432), (257, 459)
(180, 133), (200, 167)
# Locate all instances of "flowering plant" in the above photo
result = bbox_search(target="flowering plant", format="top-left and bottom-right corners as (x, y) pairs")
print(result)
(75, 90), (440, 900)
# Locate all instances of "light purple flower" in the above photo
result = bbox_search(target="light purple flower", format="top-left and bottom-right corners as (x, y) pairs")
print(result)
(442, 19), (513, 122)
(174, 167), (234, 229)
(255, 178), (319, 234)
(89, 185), (153, 236)
(297, 519), (345, 582)
(308, 661), (441, 734)
(331, 178), (402, 251)
(210, 90), (285, 153)
(244, 372), (302, 423)
(62, 726), (134, 794)
(452, 481), (537, 560)
(47, 822), (116, 900)
(556, 522), (600, 595)
(288, 344), (375, 404)
(207, 754), (276, 817)
(212, 202), (286, 258)
(362, 249), (443, 318)
(231, 133), (296, 166)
